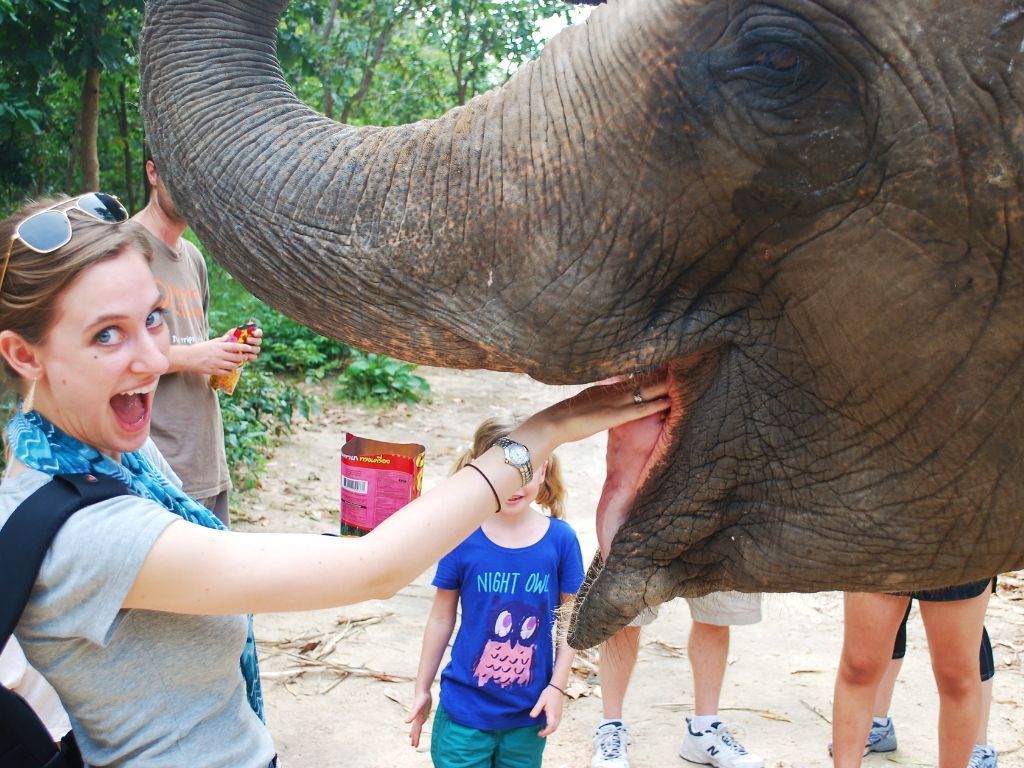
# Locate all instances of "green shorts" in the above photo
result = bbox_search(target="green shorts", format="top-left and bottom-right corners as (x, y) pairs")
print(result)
(430, 704), (546, 768)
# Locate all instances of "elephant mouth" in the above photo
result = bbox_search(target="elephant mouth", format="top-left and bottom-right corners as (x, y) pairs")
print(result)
(597, 351), (717, 557)
(569, 350), (721, 647)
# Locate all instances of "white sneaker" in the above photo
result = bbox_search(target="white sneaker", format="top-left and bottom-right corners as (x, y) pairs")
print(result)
(678, 719), (764, 768)
(592, 721), (634, 768)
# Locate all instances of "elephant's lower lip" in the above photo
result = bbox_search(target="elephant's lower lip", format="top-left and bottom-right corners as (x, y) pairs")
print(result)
(596, 356), (694, 551)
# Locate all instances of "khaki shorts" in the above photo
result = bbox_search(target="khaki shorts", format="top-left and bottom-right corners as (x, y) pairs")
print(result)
(629, 591), (762, 628)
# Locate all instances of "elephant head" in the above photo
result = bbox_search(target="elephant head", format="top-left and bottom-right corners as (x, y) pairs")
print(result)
(140, 0), (1024, 648)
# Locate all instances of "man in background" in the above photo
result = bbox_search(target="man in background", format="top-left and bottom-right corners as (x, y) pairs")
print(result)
(133, 149), (261, 526)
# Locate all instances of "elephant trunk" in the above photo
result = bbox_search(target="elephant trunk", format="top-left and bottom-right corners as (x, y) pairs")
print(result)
(140, 0), (674, 378)
(140, 0), (508, 366)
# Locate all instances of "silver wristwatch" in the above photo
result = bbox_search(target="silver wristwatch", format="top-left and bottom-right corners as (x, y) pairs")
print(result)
(494, 436), (533, 486)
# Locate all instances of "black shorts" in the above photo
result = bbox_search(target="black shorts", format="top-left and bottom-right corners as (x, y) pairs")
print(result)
(890, 578), (996, 681)
(907, 578), (993, 602)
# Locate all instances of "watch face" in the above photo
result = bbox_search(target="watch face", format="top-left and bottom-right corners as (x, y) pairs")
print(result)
(506, 444), (530, 464)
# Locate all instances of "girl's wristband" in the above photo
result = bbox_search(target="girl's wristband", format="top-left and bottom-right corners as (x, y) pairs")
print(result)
(547, 682), (565, 695)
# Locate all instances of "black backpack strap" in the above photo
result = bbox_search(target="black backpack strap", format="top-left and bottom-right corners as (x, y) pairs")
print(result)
(1, 684), (84, 768)
(0, 473), (131, 650)
(0, 473), (131, 768)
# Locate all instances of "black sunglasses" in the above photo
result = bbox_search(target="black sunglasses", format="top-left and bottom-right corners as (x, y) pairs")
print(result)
(1, 192), (129, 295)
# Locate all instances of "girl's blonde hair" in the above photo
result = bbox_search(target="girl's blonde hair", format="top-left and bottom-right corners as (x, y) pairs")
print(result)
(451, 417), (567, 519)
(0, 196), (153, 385)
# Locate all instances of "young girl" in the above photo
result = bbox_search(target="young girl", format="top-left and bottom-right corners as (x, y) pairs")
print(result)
(406, 418), (585, 767)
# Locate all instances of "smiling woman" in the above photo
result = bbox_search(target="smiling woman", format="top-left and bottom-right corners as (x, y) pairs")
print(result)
(0, 194), (669, 768)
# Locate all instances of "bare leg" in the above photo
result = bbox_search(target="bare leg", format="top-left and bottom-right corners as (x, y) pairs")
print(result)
(872, 658), (903, 718)
(977, 677), (992, 745)
(599, 625), (641, 719)
(690, 621), (729, 716)
(832, 593), (910, 768)
(919, 589), (990, 768)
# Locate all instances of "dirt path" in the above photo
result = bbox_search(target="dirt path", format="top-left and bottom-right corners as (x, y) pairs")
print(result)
(235, 367), (1024, 767)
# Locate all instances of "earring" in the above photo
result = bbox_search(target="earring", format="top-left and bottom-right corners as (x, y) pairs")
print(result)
(22, 379), (36, 413)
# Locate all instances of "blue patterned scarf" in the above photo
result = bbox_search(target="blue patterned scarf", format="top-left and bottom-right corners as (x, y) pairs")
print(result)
(7, 409), (265, 722)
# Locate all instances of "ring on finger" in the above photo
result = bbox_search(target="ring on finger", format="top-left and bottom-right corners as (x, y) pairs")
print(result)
(633, 388), (644, 405)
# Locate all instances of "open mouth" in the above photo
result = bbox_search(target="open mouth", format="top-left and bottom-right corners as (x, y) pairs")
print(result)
(110, 382), (158, 431)
(596, 354), (703, 557)
(567, 349), (724, 647)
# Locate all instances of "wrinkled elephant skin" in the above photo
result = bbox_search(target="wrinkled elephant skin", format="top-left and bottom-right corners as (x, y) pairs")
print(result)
(140, 0), (1024, 647)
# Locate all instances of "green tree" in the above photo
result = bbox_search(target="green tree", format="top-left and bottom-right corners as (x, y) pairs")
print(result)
(2, 0), (571, 213)
(279, 0), (449, 126)
(277, 0), (569, 125)
(0, 0), (144, 211)
(427, 0), (569, 105)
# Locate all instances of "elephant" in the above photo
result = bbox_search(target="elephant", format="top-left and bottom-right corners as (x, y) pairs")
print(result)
(139, 0), (1024, 649)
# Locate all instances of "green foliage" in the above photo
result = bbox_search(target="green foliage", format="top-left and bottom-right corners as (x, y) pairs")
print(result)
(218, 368), (316, 491)
(0, 387), (13, 474)
(335, 350), (429, 406)
(253, 314), (352, 380)
(0, 0), (146, 212)
(425, 0), (569, 104)
(1, 0), (575, 213)
(277, 0), (568, 124)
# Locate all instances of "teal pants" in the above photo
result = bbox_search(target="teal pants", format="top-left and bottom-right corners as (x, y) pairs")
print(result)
(430, 704), (546, 768)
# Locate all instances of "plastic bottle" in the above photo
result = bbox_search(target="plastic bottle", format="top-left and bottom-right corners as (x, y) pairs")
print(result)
(210, 320), (259, 395)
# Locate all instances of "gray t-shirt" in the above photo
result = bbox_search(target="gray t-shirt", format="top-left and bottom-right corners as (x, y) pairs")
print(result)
(2, 442), (274, 767)
(146, 236), (231, 501)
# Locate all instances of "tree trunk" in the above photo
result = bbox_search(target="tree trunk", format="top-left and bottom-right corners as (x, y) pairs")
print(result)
(32, 134), (46, 196)
(80, 66), (102, 192)
(339, 18), (396, 124)
(319, 0), (340, 120)
(64, 106), (83, 194)
(118, 78), (136, 212)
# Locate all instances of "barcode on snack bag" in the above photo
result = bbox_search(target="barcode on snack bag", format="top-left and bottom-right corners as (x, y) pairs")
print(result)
(342, 476), (368, 494)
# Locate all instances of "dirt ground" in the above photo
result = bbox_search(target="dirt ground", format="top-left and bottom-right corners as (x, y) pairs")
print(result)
(235, 367), (1024, 768)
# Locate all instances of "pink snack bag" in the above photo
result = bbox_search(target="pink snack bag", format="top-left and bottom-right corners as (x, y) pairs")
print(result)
(340, 433), (425, 536)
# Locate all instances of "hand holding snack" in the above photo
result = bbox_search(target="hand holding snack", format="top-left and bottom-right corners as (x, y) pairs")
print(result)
(210, 320), (261, 394)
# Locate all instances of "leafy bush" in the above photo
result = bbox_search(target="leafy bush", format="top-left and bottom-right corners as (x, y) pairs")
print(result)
(218, 368), (316, 490)
(247, 311), (352, 381)
(0, 387), (13, 474)
(334, 351), (430, 406)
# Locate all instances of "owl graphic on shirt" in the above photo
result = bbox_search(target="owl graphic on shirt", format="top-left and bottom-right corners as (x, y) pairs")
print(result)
(472, 599), (541, 688)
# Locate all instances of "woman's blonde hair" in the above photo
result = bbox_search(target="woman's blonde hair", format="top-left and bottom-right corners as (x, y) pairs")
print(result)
(451, 417), (567, 518)
(0, 196), (153, 385)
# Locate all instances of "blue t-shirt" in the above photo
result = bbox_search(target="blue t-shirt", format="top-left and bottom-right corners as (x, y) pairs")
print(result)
(433, 517), (585, 731)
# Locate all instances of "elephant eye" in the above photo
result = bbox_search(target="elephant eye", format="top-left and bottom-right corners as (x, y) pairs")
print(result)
(731, 42), (813, 89)
(752, 48), (800, 72)
(703, 12), (838, 115)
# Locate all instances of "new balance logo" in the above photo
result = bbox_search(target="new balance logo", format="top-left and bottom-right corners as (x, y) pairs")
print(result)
(708, 746), (720, 756)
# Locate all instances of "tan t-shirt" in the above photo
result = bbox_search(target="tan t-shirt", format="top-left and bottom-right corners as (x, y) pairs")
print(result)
(147, 237), (231, 500)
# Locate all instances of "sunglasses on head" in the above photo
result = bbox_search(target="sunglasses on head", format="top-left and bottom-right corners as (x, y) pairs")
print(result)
(1, 192), (129, 295)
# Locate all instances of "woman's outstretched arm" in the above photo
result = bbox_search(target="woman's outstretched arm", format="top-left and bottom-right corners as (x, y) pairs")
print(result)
(123, 375), (669, 615)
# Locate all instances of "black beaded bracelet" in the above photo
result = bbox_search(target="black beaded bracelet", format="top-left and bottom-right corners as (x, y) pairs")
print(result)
(547, 682), (565, 695)
(466, 463), (501, 513)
